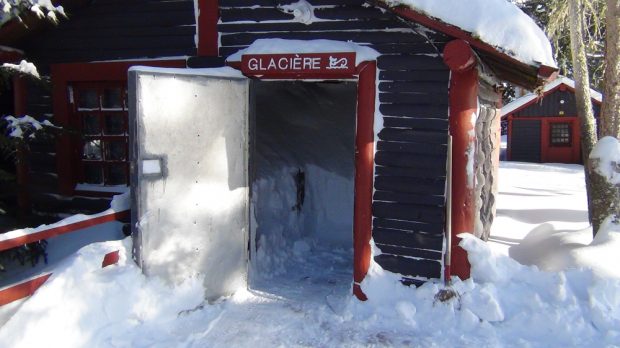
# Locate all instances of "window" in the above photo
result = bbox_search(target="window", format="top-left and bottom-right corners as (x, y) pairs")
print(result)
(550, 122), (571, 147)
(72, 82), (128, 188)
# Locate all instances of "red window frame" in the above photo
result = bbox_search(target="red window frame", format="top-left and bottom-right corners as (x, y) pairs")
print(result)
(51, 60), (186, 197)
(549, 122), (572, 147)
(71, 81), (129, 187)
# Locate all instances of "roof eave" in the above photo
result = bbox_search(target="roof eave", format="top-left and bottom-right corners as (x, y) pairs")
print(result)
(378, 3), (558, 90)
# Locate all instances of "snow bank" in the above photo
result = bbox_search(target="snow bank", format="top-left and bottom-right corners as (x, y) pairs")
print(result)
(590, 136), (620, 185)
(382, 0), (555, 67)
(350, 233), (620, 346)
(3, 115), (53, 138)
(0, 239), (205, 348)
(227, 39), (380, 65)
(1, 60), (39, 78)
(3, 230), (620, 346)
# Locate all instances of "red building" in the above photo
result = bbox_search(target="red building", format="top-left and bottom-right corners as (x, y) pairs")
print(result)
(1, 0), (557, 299)
(502, 76), (601, 164)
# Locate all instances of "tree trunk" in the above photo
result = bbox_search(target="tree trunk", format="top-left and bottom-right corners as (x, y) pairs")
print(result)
(568, 0), (605, 235)
(600, 0), (620, 138)
(588, 0), (620, 234)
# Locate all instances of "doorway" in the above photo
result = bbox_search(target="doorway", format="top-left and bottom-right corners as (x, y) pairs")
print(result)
(249, 81), (358, 300)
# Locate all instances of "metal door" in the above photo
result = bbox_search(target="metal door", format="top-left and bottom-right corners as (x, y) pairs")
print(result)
(128, 67), (249, 300)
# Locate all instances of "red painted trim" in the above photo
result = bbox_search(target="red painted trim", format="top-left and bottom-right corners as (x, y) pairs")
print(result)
(0, 49), (23, 63)
(353, 61), (376, 301)
(51, 60), (186, 195)
(0, 273), (51, 306)
(229, 59), (376, 299)
(102, 250), (120, 268)
(197, 0), (219, 56)
(444, 40), (478, 280)
(0, 210), (130, 252)
(0, 248), (122, 306)
(384, 5), (556, 82)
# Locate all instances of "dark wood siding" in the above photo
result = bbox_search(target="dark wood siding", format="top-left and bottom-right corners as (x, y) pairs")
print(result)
(511, 119), (541, 162)
(208, 1), (450, 282)
(18, 0), (196, 72)
(13, 0), (196, 216)
(514, 89), (601, 119)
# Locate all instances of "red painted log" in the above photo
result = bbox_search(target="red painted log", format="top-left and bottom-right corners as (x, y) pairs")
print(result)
(443, 40), (479, 280)
(197, 0), (219, 56)
(353, 61), (377, 301)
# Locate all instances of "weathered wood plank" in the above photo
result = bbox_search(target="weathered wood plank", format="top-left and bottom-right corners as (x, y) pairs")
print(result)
(375, 243), (443, 261)
(374, 176), (445, 196)
(372, 43), (443, 55)
(377, 128), (447, 144)
(377, 55), (447, 70)
(375, 151), (447, 170)
(374, 254), (442, 278)
(374, 165), (446, 180)
(380, 103), (448, 118)
(379, 69), (450, 82)
(379, 92), (448, 104)
(220, 31), (427, 46)
(382, 116), (449, 131)
(218, 19), (409, 33)
(373, 227), (444, 250)
(379, 81), (448, 94)
(373, 217), (444, 234)
(376, 140), (447, 156)
(373, 190), (445, 206)
(373, 202), (444, 224)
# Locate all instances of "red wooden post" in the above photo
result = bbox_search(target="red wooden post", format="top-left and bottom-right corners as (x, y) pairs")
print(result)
(443, 40), (479, 280)
(353, 61), (376, 300)
(13, 75), (31, 218)
(197, 0), (219, 56)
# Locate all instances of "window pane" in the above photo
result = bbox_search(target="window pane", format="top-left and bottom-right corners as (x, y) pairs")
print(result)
(83, 140), (102, 160)
(108, 164), (127, 185)
(550, 123), (571, 146)
(104, 114), (125, 135)
(105, 141), (126, 161)
(102, 88), (122, 109)
(82, 114), (100, 135)
(78, 89), (99, 110)
(84, 164), (103, 184)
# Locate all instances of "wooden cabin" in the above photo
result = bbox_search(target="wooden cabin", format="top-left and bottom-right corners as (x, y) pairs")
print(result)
(1, 0), (557, 299)
(502, 76), (601, 164)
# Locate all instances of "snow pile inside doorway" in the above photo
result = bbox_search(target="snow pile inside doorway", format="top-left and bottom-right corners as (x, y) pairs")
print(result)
(250, 81), (357, 298)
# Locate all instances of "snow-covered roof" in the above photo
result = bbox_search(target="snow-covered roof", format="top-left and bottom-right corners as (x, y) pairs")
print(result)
(501, 76), (602, 116)
(381, 0), (556, 68)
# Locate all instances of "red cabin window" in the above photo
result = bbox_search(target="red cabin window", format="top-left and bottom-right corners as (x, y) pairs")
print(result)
(550, 122), (572, 147)
(71, 82), (129, 188)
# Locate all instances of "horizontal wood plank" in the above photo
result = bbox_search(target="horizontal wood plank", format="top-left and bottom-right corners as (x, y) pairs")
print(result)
(374, 254), (442, 278)
(373, 202), (445, 224)
(375, 243), (443, 261)
(373, 217), (444, 234)
(373, 227), (444, 250)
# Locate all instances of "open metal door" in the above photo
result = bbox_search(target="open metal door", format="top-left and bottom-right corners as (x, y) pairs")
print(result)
(128, 67), (249, 300)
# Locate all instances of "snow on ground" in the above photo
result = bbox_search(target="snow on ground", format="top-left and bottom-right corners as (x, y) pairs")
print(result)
(1, 163), (620, 347)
